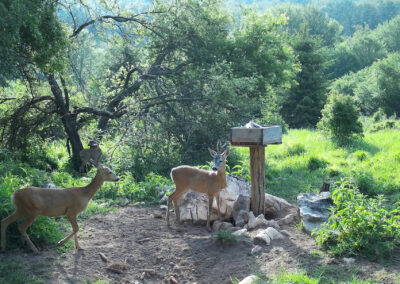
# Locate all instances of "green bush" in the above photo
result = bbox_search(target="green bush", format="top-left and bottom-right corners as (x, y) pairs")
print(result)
(215, 230), (238, 245)
(353, 150), (367, 161)
(307, 157), (328, 171)
(318, 92), (363, 145)
(315, 179), (400, 259)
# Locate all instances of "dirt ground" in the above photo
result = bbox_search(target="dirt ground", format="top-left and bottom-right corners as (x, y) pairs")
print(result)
(1, 205), (400, 284)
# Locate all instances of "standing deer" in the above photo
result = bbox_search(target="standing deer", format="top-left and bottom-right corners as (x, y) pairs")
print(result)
(167, 143), (230, 230)
(79, 140), (102, 172)
(1, 163), (119, 253)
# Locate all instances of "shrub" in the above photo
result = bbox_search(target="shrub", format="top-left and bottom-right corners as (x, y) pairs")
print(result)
(315, 179), (400, 259)
(215, 230), (238, 245)
(318, 92), (363, 145)
(307, 157), (328, 171)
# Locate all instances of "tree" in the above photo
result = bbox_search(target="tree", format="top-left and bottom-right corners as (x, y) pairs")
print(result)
(281, 32), (328, 128)
(318, 92), (363, 144)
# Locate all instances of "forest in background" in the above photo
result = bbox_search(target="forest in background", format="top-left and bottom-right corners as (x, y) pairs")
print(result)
(1, 0), (400, 272)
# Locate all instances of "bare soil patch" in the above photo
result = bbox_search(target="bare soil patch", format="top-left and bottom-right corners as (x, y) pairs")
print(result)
(1, 205), (400, 283)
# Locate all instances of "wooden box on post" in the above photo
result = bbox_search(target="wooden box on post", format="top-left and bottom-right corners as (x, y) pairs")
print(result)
(230, 125), (282, 146)
(230, 125), (282, 216)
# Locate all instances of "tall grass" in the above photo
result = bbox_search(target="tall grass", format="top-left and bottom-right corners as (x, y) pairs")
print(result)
(232, 129), (400, 202)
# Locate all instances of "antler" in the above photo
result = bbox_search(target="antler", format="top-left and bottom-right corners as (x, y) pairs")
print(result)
(216, 140), (227, 154)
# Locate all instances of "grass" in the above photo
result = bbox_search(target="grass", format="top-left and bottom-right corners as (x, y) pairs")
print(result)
(233, 129), (400, 203)
(216, 230), (238, 245)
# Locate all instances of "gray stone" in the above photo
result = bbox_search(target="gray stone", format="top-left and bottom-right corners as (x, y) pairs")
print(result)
(248, 213), (268, 230)
(42, 180), (56, 188)
(265, 193), (296, 218)
(238, 275), (259, 284)
(235, 210), (250, 227)
(297, 193), (332, 234)
(254, 230), (271, 245)
(233, 194), (250, 221)
(233, 228), (247, 237)
(251, 245), (262, 255)
(264, 227), (285, 240)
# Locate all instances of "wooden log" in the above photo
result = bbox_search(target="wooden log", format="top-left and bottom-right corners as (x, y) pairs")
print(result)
(250, 146), (265, 216)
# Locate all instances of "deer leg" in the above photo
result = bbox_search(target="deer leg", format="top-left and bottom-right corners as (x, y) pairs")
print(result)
(216, 192), (221, 220)
(172, 189), (188, 224)
(18, 215), (39, 253)
(207, 194), (214, 231)
(1, 211), (22, 252)
(58, 214), (80, 248)
(166, 191), (175, 226)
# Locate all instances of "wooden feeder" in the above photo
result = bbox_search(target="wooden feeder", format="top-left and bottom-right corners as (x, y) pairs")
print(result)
(230, 124), (282, 216)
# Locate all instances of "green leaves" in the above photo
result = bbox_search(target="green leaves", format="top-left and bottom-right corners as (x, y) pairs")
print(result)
(315, 179), (400, 259)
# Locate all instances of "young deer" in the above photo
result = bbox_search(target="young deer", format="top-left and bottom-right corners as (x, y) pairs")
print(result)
(167, 144), (230, 230)
(1, 164), (119, 253)
(79, 140), (102, 173)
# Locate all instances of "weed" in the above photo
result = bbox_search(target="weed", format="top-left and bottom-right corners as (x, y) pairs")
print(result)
(216, 230), (238, 245)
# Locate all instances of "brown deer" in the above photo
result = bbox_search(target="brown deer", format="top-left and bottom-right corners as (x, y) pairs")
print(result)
(1, 163), (119, 253)
(79, 140), (102, 172)
(166, 142), (230, 230)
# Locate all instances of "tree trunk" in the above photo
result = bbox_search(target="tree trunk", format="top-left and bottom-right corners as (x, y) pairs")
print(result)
(250, 146), (266, 216)
(47, 74), (83, 170)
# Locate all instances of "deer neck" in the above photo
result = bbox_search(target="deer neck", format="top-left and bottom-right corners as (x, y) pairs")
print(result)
(216, 164), (227, 189)
(83, 171), (104, 199)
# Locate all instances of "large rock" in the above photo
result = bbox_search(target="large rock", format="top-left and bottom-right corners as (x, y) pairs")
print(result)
(297, 192), (332, 234)
(264, 193), (298, 219)
(176, 175), (250, 224)
(232, 194), (250, 221)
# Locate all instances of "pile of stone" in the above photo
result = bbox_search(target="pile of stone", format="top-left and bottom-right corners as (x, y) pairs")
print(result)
(162, 174), (299, 246)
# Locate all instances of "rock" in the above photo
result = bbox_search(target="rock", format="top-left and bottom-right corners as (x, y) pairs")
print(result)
(160, 205), (168, 210)
(297, 193), (332, 234)
(238, 275), (259, 284)
(233, 195), (250, 221)
(229, 226), (243, 232)
(251, 245), (262, 255)
(248, 213), (268, 230)
(254, 230), (271, 245)
(233, 228), (247, 237)
(177, 175), (250, 224)
(235, 210), (250, 227)
(264, 227), (285, 240)
(212, 220), (223, 231)
(280, 230), (291, 238)
(277, 213), (298, 226)
(343, 257), (355, 265)
(265, 193), (297, 218)
(220, 222), (233, 230)
(265, 220), (281, 230)
(42, 180), (56, 188)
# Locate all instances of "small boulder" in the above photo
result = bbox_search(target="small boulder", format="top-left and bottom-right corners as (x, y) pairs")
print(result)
(233, 228), (247, 237)
(251, 245), (262, 255)
(235, 210), (250, 227)
(254, 230), (271, 245)
(248, 213), (268, 230)
(233, 194), (250, 221)
(264, 227), (285, 240)
(238, 275), (259, 284)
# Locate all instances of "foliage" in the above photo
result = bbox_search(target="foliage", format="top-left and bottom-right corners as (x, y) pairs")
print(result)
(315, 179), (400, 259)
(307, 157), (328, 171)
(215, 230), (238, 245)
(281, 32), (328, 128)
(318, 92), (363, 144)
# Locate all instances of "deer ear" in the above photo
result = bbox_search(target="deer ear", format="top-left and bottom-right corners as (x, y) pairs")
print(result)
(208, 148), (217, 157)
(223, 148), (231, 157)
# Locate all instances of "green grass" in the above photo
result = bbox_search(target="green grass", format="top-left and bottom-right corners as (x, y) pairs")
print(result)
(233, 129), (400, 203)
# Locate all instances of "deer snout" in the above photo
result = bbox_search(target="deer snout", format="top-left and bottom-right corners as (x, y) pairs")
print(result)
(212, 167), (218, 171)
(114, 177), (120, 182)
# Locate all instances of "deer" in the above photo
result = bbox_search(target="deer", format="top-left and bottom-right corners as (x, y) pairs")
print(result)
(79, 140), (102, 173)
(166, 142), (230, 231)
(1, 163), (119, 253)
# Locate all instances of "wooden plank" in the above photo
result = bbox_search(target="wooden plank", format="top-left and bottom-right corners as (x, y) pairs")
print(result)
(231, 128), (262, 145)
(250, 146), (265, 216)
(262, 125), (282, 145)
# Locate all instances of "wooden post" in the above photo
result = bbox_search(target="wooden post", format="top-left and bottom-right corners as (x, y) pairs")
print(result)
(250, 146), (265, 216)
(231, 124), (282, 217)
